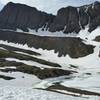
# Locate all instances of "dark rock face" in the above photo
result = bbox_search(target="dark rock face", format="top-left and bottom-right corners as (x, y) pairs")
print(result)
(0, 30), (94, 58)
(49, 6), (81, 33)
(0, 2), (55, 32)
(49, 1), (100, 33)
(0, 1), (100, 34)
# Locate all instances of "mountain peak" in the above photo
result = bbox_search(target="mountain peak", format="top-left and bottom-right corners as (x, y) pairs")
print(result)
(7, 1), (14, 5)
(94, 1), (100, 4)
(5, 2), (37, 11)
(0, 1), (100, 34)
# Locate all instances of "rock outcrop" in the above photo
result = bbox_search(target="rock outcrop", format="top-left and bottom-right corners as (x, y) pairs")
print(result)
(94, 36), (100, 42)
(49, 6), (81, 33)
(0, 2), (55, 32)
(0, 1), (100, 34)
(49, 1), (100, 33)
(0, 30), (94, 58)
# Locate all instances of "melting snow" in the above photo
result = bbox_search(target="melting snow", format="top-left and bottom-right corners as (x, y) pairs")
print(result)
(0, 26), (100, 99)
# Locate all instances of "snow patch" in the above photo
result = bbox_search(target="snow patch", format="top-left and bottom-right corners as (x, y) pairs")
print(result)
(0, 71), (40, 87)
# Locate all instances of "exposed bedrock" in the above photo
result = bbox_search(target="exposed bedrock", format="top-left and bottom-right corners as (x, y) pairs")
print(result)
(94, 36), (100, 42)
(49, 1), (100, 33)
(0, 2), (55, 32)
(49, 6), (81, 33)
(0, 30), (94, 58)
(0, 2), (100, 33)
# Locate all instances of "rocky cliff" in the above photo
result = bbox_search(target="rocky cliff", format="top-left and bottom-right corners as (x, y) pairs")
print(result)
(0, 1), (100, 34)
(0, 30), (94, 58)
(49, 1), (100, 33)
(0, 2), (55, 32)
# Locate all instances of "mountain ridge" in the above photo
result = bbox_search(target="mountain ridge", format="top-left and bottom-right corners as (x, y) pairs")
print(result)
(0, 1), (100, 34)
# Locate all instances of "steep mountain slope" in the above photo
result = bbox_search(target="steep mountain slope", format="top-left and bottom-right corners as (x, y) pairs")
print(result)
(0, 2), (3, 10)
(0, 2), (100, 34)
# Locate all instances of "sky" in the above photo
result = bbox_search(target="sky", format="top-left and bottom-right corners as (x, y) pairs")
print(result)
(0, 0), (100, 14)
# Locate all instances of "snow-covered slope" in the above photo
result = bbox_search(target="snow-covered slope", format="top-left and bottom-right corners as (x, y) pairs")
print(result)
(0, 26), (100, 99)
